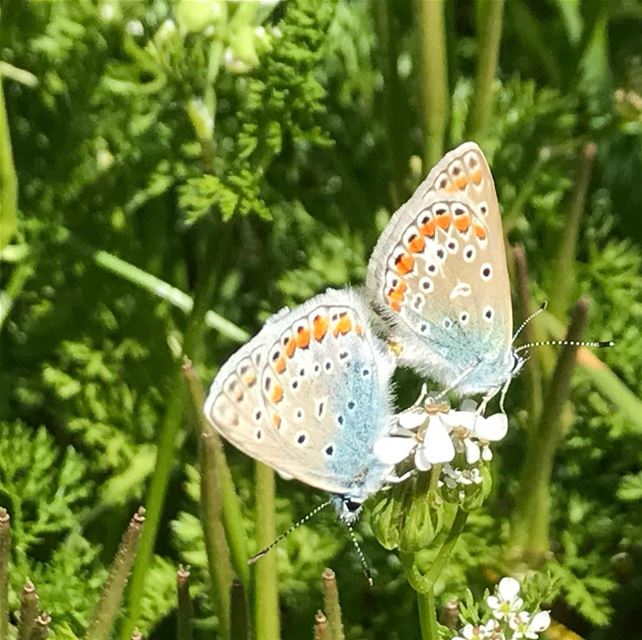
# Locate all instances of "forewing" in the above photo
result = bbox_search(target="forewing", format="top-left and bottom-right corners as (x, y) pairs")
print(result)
(204, 289), (396, 495)
(366, 142), (512, 389)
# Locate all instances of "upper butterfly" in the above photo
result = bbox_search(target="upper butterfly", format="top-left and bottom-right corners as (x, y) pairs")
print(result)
(204, 288), (397, 522)
(366, 141), (522, 400)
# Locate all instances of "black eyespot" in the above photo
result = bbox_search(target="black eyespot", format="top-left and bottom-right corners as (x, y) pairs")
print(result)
(362, 369), (370, 376)
(338, 415), (344, 425)
(428, 264), (437, 274)
(436, 207), (447, 216)
(271, 351), (280, 361)
(317, 402), (325, 417)
(448, 241), (456, 250)
(299, 368), (305, 377)
(292, 380), (299, 389)
(437, 249), (445, 259)
(439, 178), (447, 189)
(454, 207), (465, 216)
(466, 249), (474, 259)
(452, 166), (461, 175)
(482, 267), (491, 277)
(264, 377), (271, 391)
(485, 309), (493, 319)
(348, 401), (355, 410)
(325, 445), (334, 456)
(255, 429), (263, 440)
(325, 361), (332, 371)
(297, 434), (306, 444)
(254, 410), (262, 420)
(339, 351), (349, 360)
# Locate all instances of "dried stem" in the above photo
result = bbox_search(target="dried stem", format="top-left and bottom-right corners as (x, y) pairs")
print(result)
(182, 359), (249, 584)
(176, 566), (193, 640)
(254, 463), (280, 640)
(322, 569), (344, 640)
(416, 0), (448, 167)
(18, 580), (39, 640)
(0, 508), (9, 640)
(468, 0), (505, 142)
(512, 245), (543, 418)
(33, 613), (51, 640)
(511, 298), (590, 561)
(230, 579), (249, 640)
(440, 600), (459, 629)
(314, 611), (330, 640)
(86, 508), (145, 640)
(549, 142), (597, 317)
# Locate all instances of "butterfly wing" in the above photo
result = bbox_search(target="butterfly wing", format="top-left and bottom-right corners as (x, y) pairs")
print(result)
(204, 289), (396, 498)
(366, 142), (513, 394)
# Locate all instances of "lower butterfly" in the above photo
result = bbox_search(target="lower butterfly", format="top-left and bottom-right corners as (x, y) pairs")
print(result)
(204, 288), (397, 523)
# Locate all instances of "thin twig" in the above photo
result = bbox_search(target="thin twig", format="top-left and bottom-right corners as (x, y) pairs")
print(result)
(176, 566), (193, 640)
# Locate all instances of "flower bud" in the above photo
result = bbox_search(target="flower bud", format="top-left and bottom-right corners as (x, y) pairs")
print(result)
(370, 485), (406, 550)
(175, 0), (227, 35)
(399, 489), (444, 552)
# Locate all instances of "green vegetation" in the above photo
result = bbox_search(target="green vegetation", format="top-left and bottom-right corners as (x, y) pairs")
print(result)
(1, 1), (642, 638)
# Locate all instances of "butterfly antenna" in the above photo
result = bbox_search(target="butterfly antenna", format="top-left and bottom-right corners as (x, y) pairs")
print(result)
(512, 301), (548, 342)
(248, 500), (332, 564)
(515, 338), (614, 354)
(343, 520), (374, 586)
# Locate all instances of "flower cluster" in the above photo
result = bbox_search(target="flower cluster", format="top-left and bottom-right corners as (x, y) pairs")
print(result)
(374, 398), (507, 476)
(452, 578), (551, 640)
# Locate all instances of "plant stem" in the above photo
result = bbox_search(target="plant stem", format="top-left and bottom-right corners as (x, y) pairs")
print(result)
(322, 568), (344, 640)
(230, 579), (249, 640)
(86, 508), (145, 640)
(417, 590), (438, 640)
(468, 0), (505, 143)
(176, 566), (193, 640)
(313, 611), (329, 640)
(253, 463), (279, 640)
(0, 73), (18, 252)
(422, 508), (468, 586)
(416, 0), (448, 167)
(0, 509), (9, 640)
(67, 236), (249, 344)
(548, 142), (597, 317)
(0, 261), (32, 331)
(183, 360), (249, 584)
(511, 298), (589, 562)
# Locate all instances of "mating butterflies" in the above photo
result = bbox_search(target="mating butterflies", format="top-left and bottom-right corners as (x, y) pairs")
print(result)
(204, 288), (397, 519)
(205, 141), (516, 513)
(366, 142), (520, 399)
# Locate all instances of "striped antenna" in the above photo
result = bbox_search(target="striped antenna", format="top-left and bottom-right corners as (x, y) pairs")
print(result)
(343, 519), (374, 586)
(515, 338), (614, 354)
(248, 500), (332, 564)
(512, 301), (547, 342)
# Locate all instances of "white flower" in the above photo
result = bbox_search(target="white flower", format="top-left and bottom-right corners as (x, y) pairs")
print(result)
(453, 619), (500, 640)
(508, 610), (551, 639)
(487, 577), (524, 621)
(126, 20), (144, 37)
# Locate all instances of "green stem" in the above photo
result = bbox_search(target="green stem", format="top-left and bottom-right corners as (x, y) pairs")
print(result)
(0, 73), (18, 252)
(468, 0), (505, 142)
(548, 142), (597, 317)
(511, 298), (589, 562)
(417, 590), (438, 640)
(183, 360), (249, 584)
(416, 0), (448, 167)
(230, 579), (249, 640)
(253, 463), (279, 640)
(67, 236), (249, 344)
(0, 509), (9, 640)
(0, 261), (32, 331)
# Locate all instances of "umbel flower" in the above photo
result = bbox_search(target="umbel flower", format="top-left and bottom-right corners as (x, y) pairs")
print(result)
(374, 399), (508, 472)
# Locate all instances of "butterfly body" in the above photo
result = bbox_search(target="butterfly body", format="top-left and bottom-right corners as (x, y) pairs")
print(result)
(204, 289), (396, 517)
(367, 142), (518, 397)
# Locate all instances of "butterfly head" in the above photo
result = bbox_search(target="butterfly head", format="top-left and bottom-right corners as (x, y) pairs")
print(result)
(332, 494), (365, 524)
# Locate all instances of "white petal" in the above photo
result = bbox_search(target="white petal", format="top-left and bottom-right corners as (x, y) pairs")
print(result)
(528, 611), (551, 632)
(464, 438), (481, 464)
(461, 398), (478, 412)
(440, 409), (476, 431)
(373, 436), (416, 464)
(423, 419), (456, 463)
(475, 413), (508, 441)
(398, 410), (427, 430)
(486, 595), (500, 610)
(497, 577), (521, 601)
(482, 445), (493, 461)
(414, 448), (433, 471)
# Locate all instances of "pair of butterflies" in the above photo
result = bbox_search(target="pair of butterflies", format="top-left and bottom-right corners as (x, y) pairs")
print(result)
(204, 142), (519, 521)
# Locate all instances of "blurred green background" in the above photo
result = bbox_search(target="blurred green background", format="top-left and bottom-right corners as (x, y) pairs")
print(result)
(1, 0), (642, 639)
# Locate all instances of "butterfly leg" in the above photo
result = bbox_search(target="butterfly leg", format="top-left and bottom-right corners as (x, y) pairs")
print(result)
(433, 357), (484, 402)
(383, 469), (417, 485)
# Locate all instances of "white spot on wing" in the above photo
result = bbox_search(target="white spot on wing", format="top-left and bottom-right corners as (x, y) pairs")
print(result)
(450, 282), (472, 299)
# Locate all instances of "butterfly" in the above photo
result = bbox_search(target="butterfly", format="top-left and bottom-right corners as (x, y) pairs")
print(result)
(203, 288), (397, 522)
(366, 141), (522, 403)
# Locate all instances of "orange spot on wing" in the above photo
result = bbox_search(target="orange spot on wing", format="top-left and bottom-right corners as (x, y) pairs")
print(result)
(386, 280), (407, 312)
(455, 214), (471, 233)
(444, 181), (457, 193)
(272, 413), (282, 429)
(471, 169), (482, 185)
(473, 224), (487, 240)
(243, 372), (257, 387)
(296, 325), (311, 349)
(436, 212), (451, 230)
(454, 175), (468, 190)
(271, 384), (284, 404)
(408, 234), (425, 253)
(395, 253), (415, 276)
(313, 314), (328, 341)
(275, 357), (286, 374)
(333, 312), (352, 336)
(389, 299), (401, 312)
(420, 219), (437, 238)
(354, 323), (364, 336)
(284, 336), (296, 358)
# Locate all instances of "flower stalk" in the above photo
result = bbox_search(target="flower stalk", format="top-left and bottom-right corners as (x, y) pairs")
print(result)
(313, 611), (329, 640)
(176, 566), (193, 640)
(230, 579), (249, 640)
(511, 297), (590, 561)
(86, 508), (145, 640)
(416, 0), (448, 167)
